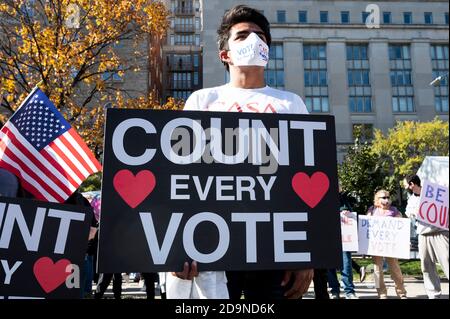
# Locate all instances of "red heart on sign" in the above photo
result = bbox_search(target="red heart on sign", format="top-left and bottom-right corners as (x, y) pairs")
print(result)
(291, 172), (330, 208)
(113, 170), (156, 208)
(33, 257), (72, 294)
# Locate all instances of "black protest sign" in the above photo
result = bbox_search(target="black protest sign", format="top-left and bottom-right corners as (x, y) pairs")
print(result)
(0, 196), (92, 299)
(98, 109), (342, 273)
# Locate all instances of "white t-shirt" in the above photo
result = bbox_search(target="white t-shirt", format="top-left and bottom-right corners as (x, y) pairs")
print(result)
(184, 84), (309, 114)
(165, 84), (308, 299)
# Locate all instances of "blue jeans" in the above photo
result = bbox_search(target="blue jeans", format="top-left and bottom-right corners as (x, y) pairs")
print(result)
(81, 255), (94, 298)
(341, 251), (355, 295)
(327, 252), (355, 295)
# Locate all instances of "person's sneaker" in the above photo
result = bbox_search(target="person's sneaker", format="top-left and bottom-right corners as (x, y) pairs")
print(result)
(359, 266), (366, 282)
(330, 293), (340, 299)
(400, 296), (407, 299)
(345, 293), (358, 299)
(379, 294), (388, 299)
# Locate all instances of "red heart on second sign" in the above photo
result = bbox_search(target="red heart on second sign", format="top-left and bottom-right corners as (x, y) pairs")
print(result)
(33, 257), (72, 294)
(113, 170), (156, 208)
(292, 172), (330, 208)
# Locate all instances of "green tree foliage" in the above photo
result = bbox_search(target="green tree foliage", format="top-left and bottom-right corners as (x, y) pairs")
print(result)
(338, 126), (383, 215)
(371, 118), (449, 192)
(339, 119), (449, 214)
(79, 172), (102, 192)
(0, 0), (178, 158)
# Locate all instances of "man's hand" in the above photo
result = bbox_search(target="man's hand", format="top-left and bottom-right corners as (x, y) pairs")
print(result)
(171, 261), (198, 280)
(281, 268), (314, 299)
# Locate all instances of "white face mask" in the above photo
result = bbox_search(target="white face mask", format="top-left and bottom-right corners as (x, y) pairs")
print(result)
(229, 32), (269, 67)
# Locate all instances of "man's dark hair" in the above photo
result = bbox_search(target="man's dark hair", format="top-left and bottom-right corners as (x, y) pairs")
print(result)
(406, 174), (421, 187)
(217, 5), (271, 70)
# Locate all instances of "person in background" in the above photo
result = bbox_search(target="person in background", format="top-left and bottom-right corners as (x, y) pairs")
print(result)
(404, 174), (449, 299)
(367, 189), (407, 299)
(0, 168), (19, 197)
(312, 269), (330, 299)
(94, 273), (123, 299)
(64, 191), (98, 298)
(327, 190), (358, 299)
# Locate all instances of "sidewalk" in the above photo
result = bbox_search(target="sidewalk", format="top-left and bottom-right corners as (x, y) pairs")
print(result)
(302, 275), (449, 299)
(97, 275), (449, 299)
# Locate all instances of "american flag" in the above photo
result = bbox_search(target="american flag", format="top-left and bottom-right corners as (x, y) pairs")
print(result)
(0, 88), (102, 203)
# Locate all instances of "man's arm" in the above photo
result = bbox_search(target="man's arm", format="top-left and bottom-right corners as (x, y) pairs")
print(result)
(404, 196), (417, 218)
(281, 269), (314, 299)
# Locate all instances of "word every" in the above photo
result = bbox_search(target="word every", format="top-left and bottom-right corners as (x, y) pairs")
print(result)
(170, 175), (276, 201)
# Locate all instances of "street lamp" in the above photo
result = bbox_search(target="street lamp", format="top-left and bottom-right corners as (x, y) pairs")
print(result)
(430, 73), (449, 87)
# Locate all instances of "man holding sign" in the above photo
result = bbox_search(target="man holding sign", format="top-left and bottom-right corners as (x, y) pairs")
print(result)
(404, 174), (449, 299)
(167, 5), (313, 299)
(99, 5), (341, 301)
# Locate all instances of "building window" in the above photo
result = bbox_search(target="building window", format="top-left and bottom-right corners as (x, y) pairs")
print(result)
(175, 34), (194, 45)
(424, 12), (433, 24)
(170, 54), (192, 70)
(445, 13), (449, 25)
(277, 10), (286, 23)
(193, 54), (199, 67)
(347, 44), (372, 113)
(172, 91), (192, 101)
(265, 43), (284, 89)
(172, 72), (191, 89)
(175, 17), (194, 32)
(320, 11), (328, 23)
(431, 45), (449, 112)
(195, 18), (201, 30)
(362, 12), (370, 24)
(193, 72), (199, 86)
(298, 11), (307, 23)
(389, 44), (414, 112)
(352, 124), (374, 142)
(404, 12), (412, 24)
(341, 11), (350, 24)
(383, 12), (392, 24)
(303, 44), (329, 113)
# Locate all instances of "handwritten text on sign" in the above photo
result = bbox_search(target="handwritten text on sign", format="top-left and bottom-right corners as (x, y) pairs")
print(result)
(418, 181), (448, 230)
(358, 216), (410, 259)
(341, 212), (358, 252)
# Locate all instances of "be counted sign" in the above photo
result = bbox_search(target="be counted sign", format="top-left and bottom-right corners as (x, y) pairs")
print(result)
(98, 109), (341, 272)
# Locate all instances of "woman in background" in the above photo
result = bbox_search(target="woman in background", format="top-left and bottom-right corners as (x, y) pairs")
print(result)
(367, 190), (407, 299)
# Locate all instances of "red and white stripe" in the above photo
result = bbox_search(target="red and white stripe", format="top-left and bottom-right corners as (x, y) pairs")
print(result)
(0, 123), (101, 203)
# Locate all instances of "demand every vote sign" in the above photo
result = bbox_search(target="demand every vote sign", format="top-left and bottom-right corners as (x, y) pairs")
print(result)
(358, 216), (410, 259)
(0, 197), (92, 299)
(98, 109), (341, 272)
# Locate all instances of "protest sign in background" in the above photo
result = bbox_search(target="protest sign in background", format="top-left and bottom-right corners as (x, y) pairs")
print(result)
(0, 196), (92, 299)
(418, 180), (448, 230)
(358, 215), (410, 259)
(341, 212), (358, 252)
